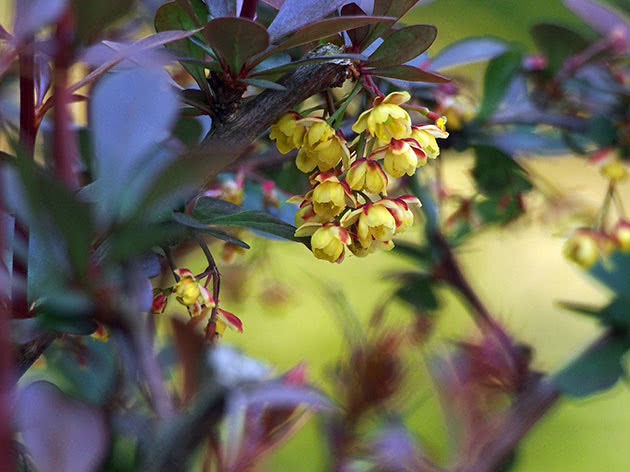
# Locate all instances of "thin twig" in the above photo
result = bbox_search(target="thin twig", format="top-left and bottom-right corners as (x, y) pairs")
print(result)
(162, 246), (181, 282)
(195, 236), (220, 336)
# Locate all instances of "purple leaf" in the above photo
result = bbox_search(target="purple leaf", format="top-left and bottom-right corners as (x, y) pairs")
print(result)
(260, 0), (284, 8)
(208, 0), (237, 17)
(371, 424), (426, 471)
(430, 37), (509, 71)
(13, 0), (66, 41)
(90, 67), (179, 221)
(266, 0), (347, 41)
(341, 3), (370, 47)
(369, 64), (449, 83)
(81, 40), (173, 69)
(564, 0), (630, 37)
(362, 0), (419, 47)
(17, 381), (109, 472)
(33, 55), (51, 107)
(366, 24), (437, 68)
(245, 384), (333, 410)
(204, 17), (269, 74)
(0, 24), (13, 41)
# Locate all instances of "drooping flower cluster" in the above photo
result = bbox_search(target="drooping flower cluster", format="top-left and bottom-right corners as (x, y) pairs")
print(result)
(270, 90), (448, 262)
(564, 221), (630, 268)
(151, 268), (243, 340)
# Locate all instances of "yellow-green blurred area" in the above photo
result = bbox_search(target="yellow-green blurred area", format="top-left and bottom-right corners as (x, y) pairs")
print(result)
(3, 1), (630, 470)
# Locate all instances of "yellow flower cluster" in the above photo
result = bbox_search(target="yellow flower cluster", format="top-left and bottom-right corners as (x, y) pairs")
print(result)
(270, 90), (449, 263)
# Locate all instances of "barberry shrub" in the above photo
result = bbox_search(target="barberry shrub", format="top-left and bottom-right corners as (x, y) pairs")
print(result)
(0, 0), (629, 471)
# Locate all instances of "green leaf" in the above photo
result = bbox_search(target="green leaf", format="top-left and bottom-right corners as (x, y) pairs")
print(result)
(390, 241), (432, 265)
(240, 78), (286, 90)
(559, 298), (630, 329)
(171, 212), (251, 248)
(476, 50), (522, 123)
(107, 223), (188, 262)
(553, 331), (630, 397)
(203, 17), (269, 75)
(530, 23), (590, 73)
(155, 1), (209, 92)
(472, 146), (532, 197)
(363, 0), (419, 49)
(191, 197), (301, 241)
(589, 251), (630, 296)
(474, 194), (525, 225)
(13, 158), (94, 277)
(72, 0), (133, 43)
(368, 64), (449, 83)
(367, 24), (437, 68)
(393, 273), (439, 311)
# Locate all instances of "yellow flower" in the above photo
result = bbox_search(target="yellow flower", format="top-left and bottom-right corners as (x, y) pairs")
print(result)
(410, 124), (449, 160)
(295, 222), (350, 263)
(352, 91), (412, 143)
(601, 161), (628, 182)
(341, 196), (421, 248)
(345, 158), (388, 195)
(348, 238), (394, 257)
(91, 323), (109, 342)
(270, 112), (305, 154)
(613, 220), (630, 251)
(371, 138), (426, 178)
(311, 173), (354, 219)
(563, 229), (607, 268)
(173, 268), (215, 316)
(296, 118), (350, 173)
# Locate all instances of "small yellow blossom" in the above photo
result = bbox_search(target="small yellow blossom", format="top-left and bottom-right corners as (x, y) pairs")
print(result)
(352, 91), (412, 144)
(601, 160), (628, 182)
(410, 124), (449, 160)
(270, 112), (305, 154)
(563, 229), (607, 268)
(173, 268), (215, 316)
(345, 158), (388, 195)
(371, 138), (427, 178)
(311, 173), (354, 219)
(296, 118), (350, 173)
(613, 220), (630, 251)
(295, 222), (351, 263)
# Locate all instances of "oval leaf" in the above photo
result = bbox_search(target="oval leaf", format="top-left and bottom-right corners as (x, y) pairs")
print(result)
(367, 24), (437, 68)
(369, 64), (449, 83)
(531, 23), (590, 73)
(266, 0), (347, 41)
(429, 37), (508, 71)
(564, 0), (630, 37)
(475, 50), (522, 123)
(204, 17), (269, 74)
(172, 211), (251, 248)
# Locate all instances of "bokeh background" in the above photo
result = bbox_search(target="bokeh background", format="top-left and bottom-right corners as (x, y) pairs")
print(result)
(2, 1), (630, 470)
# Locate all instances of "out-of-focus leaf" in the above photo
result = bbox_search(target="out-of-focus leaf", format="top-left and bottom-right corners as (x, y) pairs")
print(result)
(553, 331), (630, 397)
(391, 272), (439, 311)
(589, 251), (630, 295)
(181, 88), (213, 114)
(429, 37), (508, 71)
(473, 129), (568, 156)
(366, 24), (437, 68)
(155, 1), (209, 92)
(72, 0), (134, 42)
(173, 116), (204, 147)
(171, 212), (251, 248)
(472, 146), (532, 197)
(390, 240), (431, 265)
(13, 158), (93, 277)
(369, 64), (449, 83)
(107, 222), (187, 262)
(370, 423), (426, 471)
(17, 381), (109, 472)
(172, 319), (206, 403)
(474, 194), (524, 225)
(13, 0), (66, 41)
(73, 29), (202, 93)
(260, 0), (283, 8)
(476, 50), (522, 123)
(559, 298), (630, 328)
(191, 197), (301, 241)
(266, 0), (347, 41)
(531, 23), (590, 73)
(90, 67), (179, 223)
(563, 0), (630, 37)
(240, 77), (286, 90)
(586, 115), (617, 147)
(245, 383), (332, 410)
(208, 0), (237, 17)
(204, 17), (269, 74)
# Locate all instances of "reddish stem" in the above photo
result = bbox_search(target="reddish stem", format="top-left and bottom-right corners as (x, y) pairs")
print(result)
(52, 10), (79, 189)
(0, 169), (14, 472)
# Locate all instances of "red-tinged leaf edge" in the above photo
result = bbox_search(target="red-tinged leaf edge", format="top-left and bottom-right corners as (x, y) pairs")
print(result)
(367, 64), (450, 83)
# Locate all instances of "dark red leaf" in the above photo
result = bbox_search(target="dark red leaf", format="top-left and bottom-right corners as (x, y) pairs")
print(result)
(367, 24), (437, 68)
(341, 3), (370, 47)
(266, 0), (347, 41)
(204, 17), (269, 74)
(369, 64), (449, 83)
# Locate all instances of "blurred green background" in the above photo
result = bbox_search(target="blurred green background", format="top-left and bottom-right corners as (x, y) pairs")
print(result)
(3, 0), (629, 470)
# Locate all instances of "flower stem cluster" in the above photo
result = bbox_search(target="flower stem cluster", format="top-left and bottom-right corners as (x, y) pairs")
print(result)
(270, 89), (449, 263)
